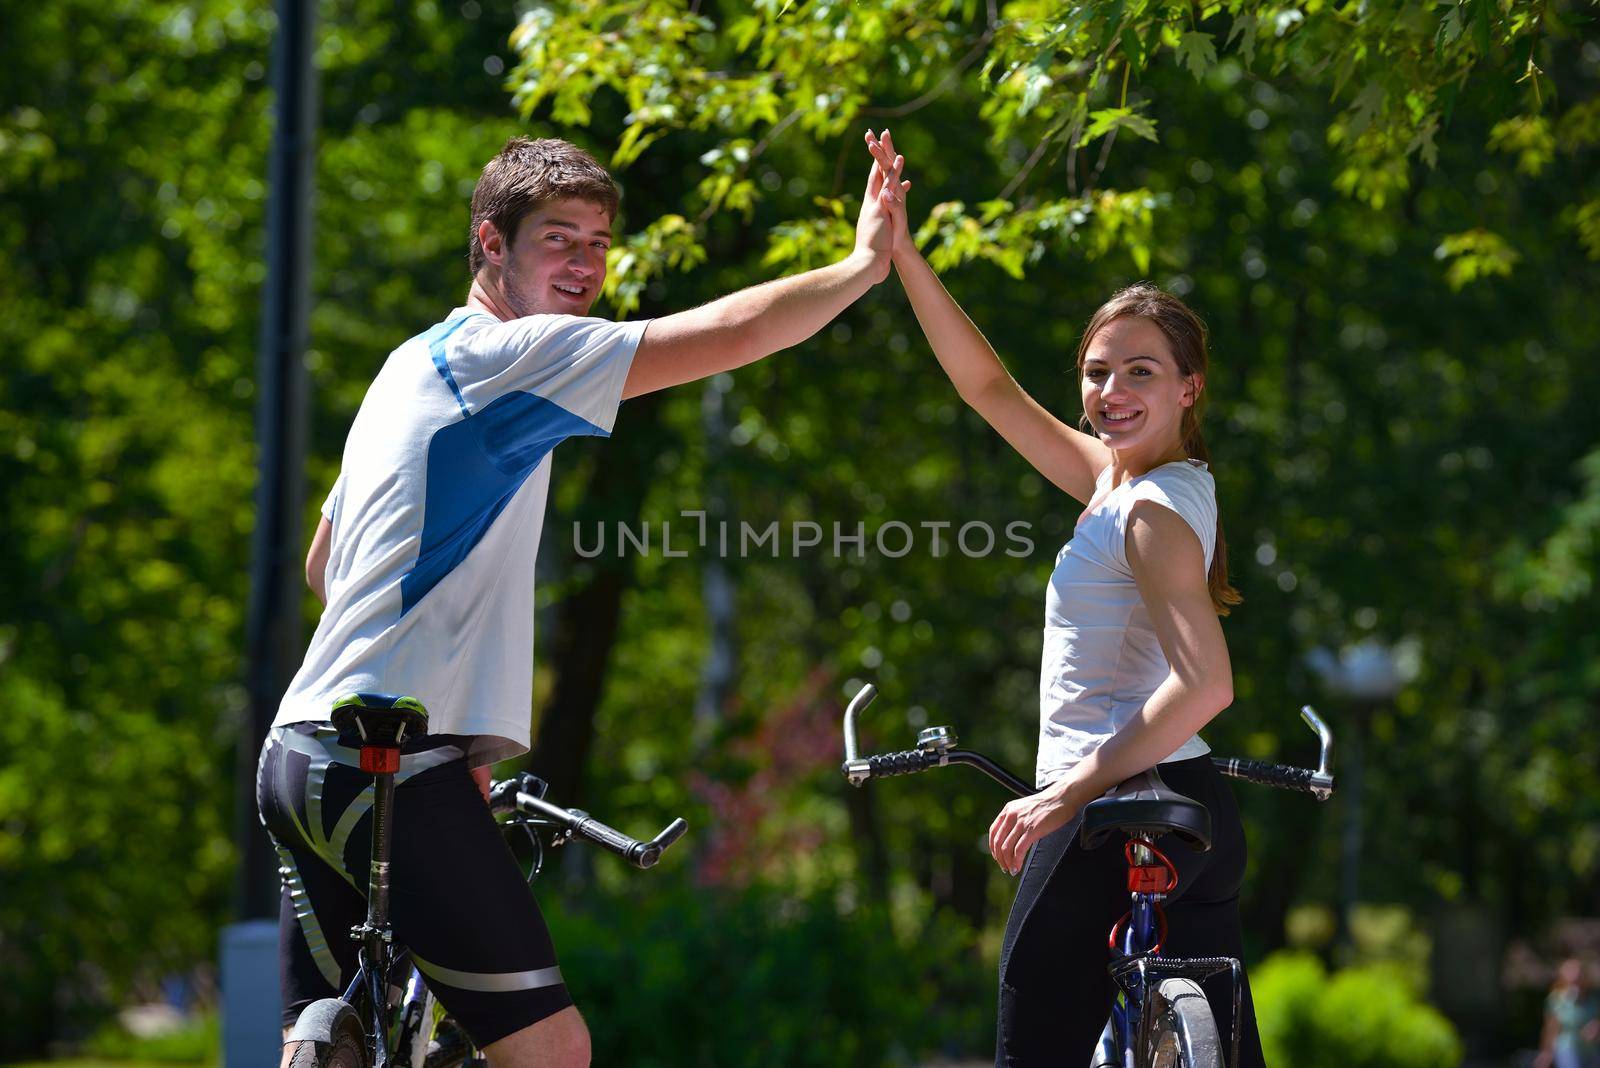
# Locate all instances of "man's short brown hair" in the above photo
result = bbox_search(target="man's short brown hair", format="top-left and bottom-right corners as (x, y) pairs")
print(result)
(467, 137), (620, 276)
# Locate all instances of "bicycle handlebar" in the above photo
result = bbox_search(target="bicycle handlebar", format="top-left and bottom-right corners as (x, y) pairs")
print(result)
(488, 778), (688, 869)
(840, 683), (1335, 801)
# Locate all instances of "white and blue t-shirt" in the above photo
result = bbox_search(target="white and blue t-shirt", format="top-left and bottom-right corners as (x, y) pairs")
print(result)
(275, 307), (648, 764)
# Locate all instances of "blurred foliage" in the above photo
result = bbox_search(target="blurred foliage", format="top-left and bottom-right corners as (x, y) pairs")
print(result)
(83, 1013), (219, 1065)
(546, 877), (990, 1066)
(2, 0), (1598, 1062)
(1254, 951), (1464, 1068)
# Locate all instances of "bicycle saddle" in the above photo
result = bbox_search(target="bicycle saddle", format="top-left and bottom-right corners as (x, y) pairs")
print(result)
(330, 692), (430, 749)
(1079, 766), (1212, 852)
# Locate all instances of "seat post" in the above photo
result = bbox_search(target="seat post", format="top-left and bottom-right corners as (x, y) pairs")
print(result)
(358, 738), (403, 940)
(364, 752), (398, 931)
(327, 693), (428, 964)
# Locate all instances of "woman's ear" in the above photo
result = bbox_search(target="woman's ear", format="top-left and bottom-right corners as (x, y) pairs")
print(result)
(1182, 372), (1205, 408)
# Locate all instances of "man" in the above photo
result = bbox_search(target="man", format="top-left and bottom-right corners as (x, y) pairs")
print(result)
(257, 135), (907, 1067)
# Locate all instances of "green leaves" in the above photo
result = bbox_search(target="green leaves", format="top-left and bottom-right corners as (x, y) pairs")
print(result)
(1078, 106), (1160, 147)
(1434, 229), (1522, 289)
(1175, 29), (1218, 81)
(605, 214), (708, 315)
(1488, 114), (1556, 175)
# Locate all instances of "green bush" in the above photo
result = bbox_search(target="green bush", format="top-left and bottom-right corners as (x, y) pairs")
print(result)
(546, 880), (988, 1067)
(82, 1012), (219, 1065)
(1254, 952), (1463, 1068)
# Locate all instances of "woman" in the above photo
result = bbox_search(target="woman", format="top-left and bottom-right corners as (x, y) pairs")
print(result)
(1536, 958), (1600, 1068)
(864, 130), (1263, 1067)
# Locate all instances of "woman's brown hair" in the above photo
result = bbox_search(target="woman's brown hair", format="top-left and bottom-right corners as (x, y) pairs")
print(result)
(1074, 283), (1243, 616)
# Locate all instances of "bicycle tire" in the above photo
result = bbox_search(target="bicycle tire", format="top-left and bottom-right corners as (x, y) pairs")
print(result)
(1143, 978), (1222, 1068)
(286, 999), (369, 1068)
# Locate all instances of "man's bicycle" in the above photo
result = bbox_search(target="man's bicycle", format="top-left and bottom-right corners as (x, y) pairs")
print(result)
(283, 694), (688, 1068)
(839, 684), (1335, 1068)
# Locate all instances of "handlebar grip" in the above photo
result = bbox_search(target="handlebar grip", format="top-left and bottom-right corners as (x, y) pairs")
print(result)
(1213, 758), (1322, 794)
(568, 813), (644, 861)
(867, 749), (938, 777)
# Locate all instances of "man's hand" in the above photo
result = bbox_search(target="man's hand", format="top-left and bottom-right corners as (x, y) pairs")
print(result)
(864, 129), (913, 265)
(854, 131), (906, 282)
(619, 130), (908, 399)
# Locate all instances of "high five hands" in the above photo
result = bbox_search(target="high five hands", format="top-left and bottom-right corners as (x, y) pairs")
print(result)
(856, 129), (913, 281)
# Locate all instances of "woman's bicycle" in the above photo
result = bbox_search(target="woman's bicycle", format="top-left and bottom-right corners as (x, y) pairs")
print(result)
(283, 694), (688, 1068)
(839, 684), (1335, 1068)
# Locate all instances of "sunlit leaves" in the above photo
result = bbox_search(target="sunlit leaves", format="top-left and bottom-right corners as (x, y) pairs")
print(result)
(1489, 115), (1556, 176)
(1175, 30), (1218, 81)
(1078, 106), (1159, 147)
(1433, 229), (1522, 289)
(1566, 198), (1600, 260)
(761, 198), (855, 275)
(605, 213), (708, 314)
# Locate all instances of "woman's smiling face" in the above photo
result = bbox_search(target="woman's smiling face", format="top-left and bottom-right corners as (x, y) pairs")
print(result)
(1079, 315), (1201, 459)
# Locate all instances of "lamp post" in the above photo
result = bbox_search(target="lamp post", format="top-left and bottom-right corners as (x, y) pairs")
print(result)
(224, 0), (317, 1064)
(1307, 639), (1400, 960)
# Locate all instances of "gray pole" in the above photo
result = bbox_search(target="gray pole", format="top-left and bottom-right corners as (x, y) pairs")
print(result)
(237, 0), (317, 922)
(223, 2), (317, 1063)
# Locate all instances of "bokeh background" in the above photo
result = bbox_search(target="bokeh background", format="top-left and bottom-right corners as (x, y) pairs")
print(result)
(3, 0), (1598, 1065)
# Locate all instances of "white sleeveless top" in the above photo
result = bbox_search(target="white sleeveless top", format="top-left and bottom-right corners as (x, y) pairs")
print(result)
(1036, 459), (1218, 787)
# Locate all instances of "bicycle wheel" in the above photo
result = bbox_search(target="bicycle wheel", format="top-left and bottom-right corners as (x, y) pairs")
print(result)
(286, 998), (369, 1068)
(1143, 978), (1222, 1068)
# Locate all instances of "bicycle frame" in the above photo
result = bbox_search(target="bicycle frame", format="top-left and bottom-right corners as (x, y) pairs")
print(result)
(841, 683), (1331, 1068)
(1102, 837), (1243, 1066)
(295, 751), (685, 1068)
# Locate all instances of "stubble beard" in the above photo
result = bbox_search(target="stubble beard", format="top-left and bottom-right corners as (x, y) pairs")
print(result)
(499, 257), (534, 319)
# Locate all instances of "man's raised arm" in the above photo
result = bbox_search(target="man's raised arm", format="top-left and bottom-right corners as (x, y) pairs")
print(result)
(621, 151), (902, 400)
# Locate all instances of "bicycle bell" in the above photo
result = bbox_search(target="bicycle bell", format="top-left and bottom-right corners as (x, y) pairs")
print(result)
(917, 725), (956, 754)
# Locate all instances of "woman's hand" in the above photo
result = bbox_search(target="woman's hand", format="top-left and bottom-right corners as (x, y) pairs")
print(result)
(851, 151), (898, 283)
(864, 129), (913, 260)
(988, 782), (1082, 876)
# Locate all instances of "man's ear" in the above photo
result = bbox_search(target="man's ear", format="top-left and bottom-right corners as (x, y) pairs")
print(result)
(478, 219), (506, 267)
(1182, 372), (1205, 407)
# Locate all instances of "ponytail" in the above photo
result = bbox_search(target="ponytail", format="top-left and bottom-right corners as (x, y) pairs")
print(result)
(1181, 420), (1241, 617)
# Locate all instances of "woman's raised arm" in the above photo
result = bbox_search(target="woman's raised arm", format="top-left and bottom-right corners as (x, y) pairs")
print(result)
(867, 130), (1110, 505)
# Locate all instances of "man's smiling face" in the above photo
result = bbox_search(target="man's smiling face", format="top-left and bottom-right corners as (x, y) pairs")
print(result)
(495, 197), (613, 318)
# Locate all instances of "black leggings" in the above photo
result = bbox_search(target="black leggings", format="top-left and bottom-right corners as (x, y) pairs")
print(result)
(996, 756), (1265, 1067)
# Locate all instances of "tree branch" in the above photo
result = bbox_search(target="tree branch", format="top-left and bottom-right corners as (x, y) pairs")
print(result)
(861, 0), (999, 119)
(998, 112), (1071, 202)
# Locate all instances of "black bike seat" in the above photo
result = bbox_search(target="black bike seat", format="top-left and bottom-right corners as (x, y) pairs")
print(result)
(330, 692), (429, 748)
(1079, 767), (1212, 852)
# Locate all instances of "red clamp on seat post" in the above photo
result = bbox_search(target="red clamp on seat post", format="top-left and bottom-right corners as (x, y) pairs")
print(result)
(360, 746), (401, 774)
(1123, 838), (1179, 894)
(1128, 865), (1172, 893)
